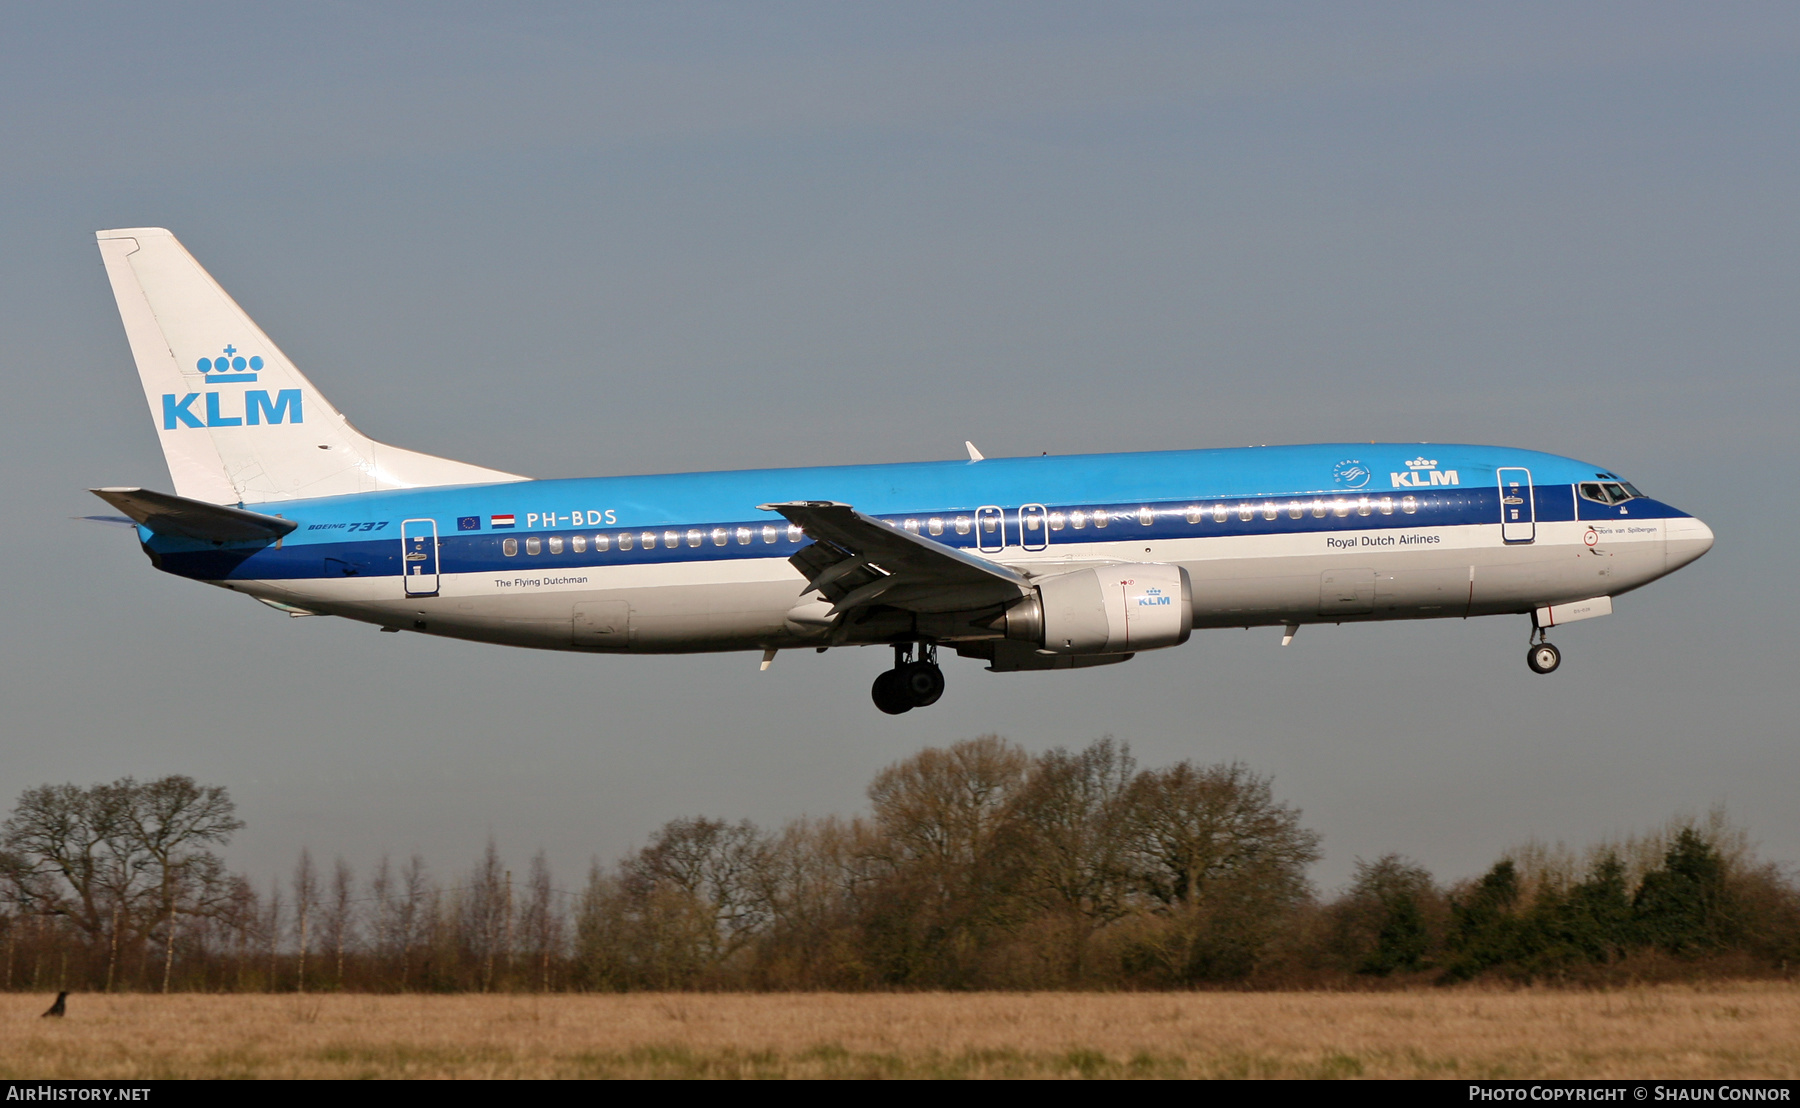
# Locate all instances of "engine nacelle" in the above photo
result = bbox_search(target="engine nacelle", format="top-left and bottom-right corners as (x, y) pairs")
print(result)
(1005, 563), (1192, 654)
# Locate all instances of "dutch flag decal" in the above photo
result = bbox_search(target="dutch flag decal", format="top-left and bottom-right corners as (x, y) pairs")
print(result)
(490, 514), (515, 529)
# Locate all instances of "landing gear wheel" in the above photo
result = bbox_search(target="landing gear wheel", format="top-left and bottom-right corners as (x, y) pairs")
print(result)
(898, 661), (946, 707)
(1527, 642), (1561, 674)
(872, 669), (913, 714)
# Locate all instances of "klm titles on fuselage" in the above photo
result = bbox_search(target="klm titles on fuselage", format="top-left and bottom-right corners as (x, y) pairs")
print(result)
(161, 345), (303, 429)
(1391, 457), (1459, 488)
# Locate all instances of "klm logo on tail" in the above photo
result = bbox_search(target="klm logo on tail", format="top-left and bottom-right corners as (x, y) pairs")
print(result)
(163, 345), (302, 429)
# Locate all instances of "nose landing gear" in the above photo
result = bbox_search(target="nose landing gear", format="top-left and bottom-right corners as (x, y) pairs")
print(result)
(1526, 620), (1561, 674)
(1527, 641), (1561, 674)
(872, 643), (946, 714)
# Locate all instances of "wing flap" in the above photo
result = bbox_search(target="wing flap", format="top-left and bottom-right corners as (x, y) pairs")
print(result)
(759, 501), (1029, 617)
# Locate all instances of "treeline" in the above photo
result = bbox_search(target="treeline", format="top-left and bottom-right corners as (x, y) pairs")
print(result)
(3, 739), (1796, 992)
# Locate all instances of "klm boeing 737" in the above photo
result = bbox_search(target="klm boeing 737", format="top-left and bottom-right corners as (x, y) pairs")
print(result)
(89, 228), (1714, 713)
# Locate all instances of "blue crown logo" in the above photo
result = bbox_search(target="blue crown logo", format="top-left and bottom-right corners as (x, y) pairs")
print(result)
(195, 344), (263, 383)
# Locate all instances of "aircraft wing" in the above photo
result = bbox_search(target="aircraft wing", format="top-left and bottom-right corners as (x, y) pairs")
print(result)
(90, 487), (298, 543)
(759, 501), (1031, 616)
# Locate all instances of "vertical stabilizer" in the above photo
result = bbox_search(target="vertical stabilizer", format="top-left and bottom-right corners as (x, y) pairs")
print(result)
(95, 228), (524, 504)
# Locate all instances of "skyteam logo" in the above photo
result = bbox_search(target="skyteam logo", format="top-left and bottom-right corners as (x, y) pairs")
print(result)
(1332, 459), (1372, 489)
(196, 344), (263, 383)
(1390, 456), (1460, 488)
(162, 343), (301, 431)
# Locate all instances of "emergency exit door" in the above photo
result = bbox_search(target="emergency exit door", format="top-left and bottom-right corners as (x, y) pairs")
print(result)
(1497, 468), (1535, 544)
(1018, 504), (1049, 551)
(401, 519), (441, 596)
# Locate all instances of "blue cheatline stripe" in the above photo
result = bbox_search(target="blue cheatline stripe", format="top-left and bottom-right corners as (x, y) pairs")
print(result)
(150, 484), (1684, 584)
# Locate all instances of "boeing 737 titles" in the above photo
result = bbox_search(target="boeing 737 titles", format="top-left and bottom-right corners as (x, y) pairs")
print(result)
(88, 229), (1713, 713)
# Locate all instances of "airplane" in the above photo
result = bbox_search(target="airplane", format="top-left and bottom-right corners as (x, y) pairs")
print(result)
(88, 228), (1714, 714)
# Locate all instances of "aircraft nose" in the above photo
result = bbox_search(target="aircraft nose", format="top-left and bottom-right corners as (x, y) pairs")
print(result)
(1666, 514), (1715, 571)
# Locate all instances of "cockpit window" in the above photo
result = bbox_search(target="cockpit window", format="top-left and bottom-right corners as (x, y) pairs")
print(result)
(1578, 481), (1644, 505)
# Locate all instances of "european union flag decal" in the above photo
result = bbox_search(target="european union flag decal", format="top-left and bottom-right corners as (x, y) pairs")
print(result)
(457, 516), (481, 531)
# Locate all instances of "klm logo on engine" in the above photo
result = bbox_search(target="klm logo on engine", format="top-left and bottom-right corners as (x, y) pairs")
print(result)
(1135, 587), (1173, 608)
(162, 344), (302, 429)
(1391, 456), (1458, 488)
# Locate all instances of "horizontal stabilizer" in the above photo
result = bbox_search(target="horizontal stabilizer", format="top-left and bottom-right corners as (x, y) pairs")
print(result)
(90, 487), (297, 543)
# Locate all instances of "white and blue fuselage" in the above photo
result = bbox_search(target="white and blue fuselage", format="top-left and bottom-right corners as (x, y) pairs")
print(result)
(142, 446), (1709, 651)
(90, 229), (1713, 711)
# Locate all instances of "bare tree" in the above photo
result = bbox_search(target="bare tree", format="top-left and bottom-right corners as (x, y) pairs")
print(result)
(861, 735), (1031, 983)
(463, 838), (509, 991)
(396, 853), (429, 990)
(368, 855), (393, 985)
(291, 850), (319, 992)
(2, 776), (241, 991)
(519, 850), (562, 991)
(1007, 737), (1139, 977)
(622, 818), (770, 972)
(323, 858), (355, 989)
(1123, 760), (1321, 981)
(120, 778), (242, 993)
(261, 884), (284, 991)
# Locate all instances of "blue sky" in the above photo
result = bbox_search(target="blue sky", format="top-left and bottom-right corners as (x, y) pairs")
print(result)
(2, 2), (1795, 893)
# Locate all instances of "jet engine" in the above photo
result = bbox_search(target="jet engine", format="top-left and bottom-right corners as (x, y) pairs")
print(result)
(1003, 563), (1192, 654)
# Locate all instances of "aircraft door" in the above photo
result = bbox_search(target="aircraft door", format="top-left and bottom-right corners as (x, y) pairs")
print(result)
(1498, 468), (1536, 544)
(401, 519), (441, 596)
(1018, 504), (1048, 551)
(976, 506), (1006, 553)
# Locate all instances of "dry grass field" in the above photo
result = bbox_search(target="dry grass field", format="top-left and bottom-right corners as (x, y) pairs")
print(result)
(3, 985), (1797, 1079)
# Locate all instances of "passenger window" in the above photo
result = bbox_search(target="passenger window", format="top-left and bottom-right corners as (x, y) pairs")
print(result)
(595, 534), (610, 551)
(736, 527), (751, 545)
(1137, 507), (1154, 526)
(526, 537), (542, 555)
(1262, 503), (1278, 521)
(1357, 497), (1372, 517)
(955, 517), (971, 535)
(1378, 497), (1394, 516)
(787, 524), (804, 542)
(1070, 511), (1087, 530)
(548, 536), (564, 554)
(1185, 506), (1201, 524)
(1093, 510), (1109, 529)
(686, 530), (702, 548)
(712, 528), (728, 546)
(1311, 499), (1327, 519)
(929, 517), (946, 535)
(982, 515), (998, 533)
(1213, 504), (1228, 523)
(1288, 501), (1302, 519)
(1025, 514), (1040, 533)
(572, 535), (586, 553)
(641, 532), (657, 549)
(667, 531), (683, 548)
(503, 538), (518, 557)
(1238, 504), (1253, 522)
(762, 525), (778, 544)
(1333, 499), (1351, 518)
(1401, 496), (1418, 514)
(904, 519), (919, 533)
(618, 532), (635, 550)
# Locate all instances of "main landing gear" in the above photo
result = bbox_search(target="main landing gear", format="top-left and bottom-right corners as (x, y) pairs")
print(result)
(1526, 622), (1562, 675)
(873, 643), (946, 715)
